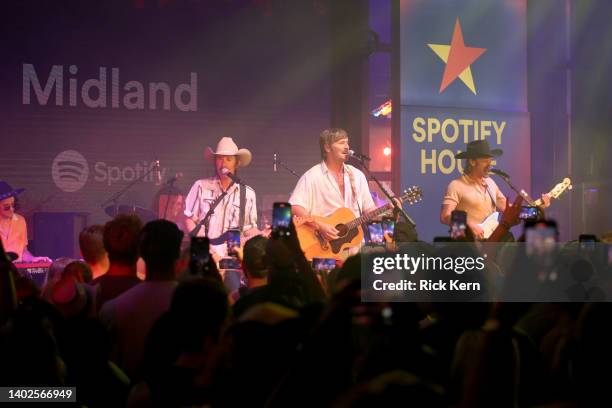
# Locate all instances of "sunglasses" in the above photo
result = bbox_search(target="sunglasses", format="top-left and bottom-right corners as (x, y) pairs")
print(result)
(2, 204), (15, 211)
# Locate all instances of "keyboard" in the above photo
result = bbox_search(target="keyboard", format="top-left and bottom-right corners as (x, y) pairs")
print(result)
(14, 262), (52, 288)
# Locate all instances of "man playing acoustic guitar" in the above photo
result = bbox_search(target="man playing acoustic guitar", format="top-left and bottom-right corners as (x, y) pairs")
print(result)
(289, 128), (377, 256)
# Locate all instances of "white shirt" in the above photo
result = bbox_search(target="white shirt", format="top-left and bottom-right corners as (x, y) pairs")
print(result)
(289, 161), (376, 217)
(184, 177), (257, 256)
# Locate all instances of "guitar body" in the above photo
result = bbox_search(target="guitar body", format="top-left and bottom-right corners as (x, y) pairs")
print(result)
(294, 186), (423, 260)
(477, 211), (502, 239)
(476, 178), (572, 240)
(296, 207), (364, 260)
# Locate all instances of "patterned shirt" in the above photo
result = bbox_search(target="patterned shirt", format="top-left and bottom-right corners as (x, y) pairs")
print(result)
(184, 177), (257, 256)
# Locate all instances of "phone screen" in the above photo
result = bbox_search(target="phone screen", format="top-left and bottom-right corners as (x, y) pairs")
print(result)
(190, 237), (210, 264)
(272, 202), (292, 237)
(219, 257), (242, 270)
(382, 218), (395, 239)
(367, 222), (384, 245)
(312, 257), (337, 271)
(525, 223), (557, 257)
(450, 210), (467, 240)
(226, 229), (241, 256)
(519, 206), (539, 220)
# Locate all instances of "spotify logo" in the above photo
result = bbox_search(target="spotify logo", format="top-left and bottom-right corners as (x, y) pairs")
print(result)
(52, 150), (89, 192)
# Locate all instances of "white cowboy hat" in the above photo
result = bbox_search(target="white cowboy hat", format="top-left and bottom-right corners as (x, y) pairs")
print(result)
(205, 137), (252, 167)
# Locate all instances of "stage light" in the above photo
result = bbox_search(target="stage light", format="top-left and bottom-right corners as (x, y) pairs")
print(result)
(371, 100), (392, 118)
(383, 146), (392, 156)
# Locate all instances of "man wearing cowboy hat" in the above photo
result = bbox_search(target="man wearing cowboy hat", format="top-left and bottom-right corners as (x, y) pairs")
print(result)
(184, 137), (259, 259)
(0, 181), (51, 262)
(439, 140), (550, 240)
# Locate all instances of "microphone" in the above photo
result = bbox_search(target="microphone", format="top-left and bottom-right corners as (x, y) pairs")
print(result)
(221, 168), (242, 184)
(348, 150), (371, 161)
(154, 160), (161, 183)
(165, 172), (183, 185)
(273, 153), (278, 173)
(489, 168), (510, 179)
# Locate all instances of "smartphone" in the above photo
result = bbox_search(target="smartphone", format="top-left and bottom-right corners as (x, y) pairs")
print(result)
(226, 228), (241, 256)
(450, 210), (467, 240)
(519, 206), (539, 221)
(525, 220), (557, 257)
(579, 234), (597, 251)
(219, 257), (242, 270)
(312, 257), (337, 272)
(366, 222), (384, 245)
(382, 217), (395, 240)
(190, 236), (210, 265)
(272, 202), (292, 238)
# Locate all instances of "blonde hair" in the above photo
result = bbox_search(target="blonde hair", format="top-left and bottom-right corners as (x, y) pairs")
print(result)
(319, 128), (348, 160)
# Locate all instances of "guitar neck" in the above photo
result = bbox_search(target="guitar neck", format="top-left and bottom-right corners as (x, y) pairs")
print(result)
(346, 203), (393, 231)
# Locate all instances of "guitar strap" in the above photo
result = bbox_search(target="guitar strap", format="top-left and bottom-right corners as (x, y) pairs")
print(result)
(345, 165), (363, 217)
(484, 182), (502, 212)
(239, 183), (246, 232)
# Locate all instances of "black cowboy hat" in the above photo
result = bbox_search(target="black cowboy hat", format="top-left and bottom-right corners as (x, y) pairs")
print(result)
(455, 140), (503, 159)
(0, 181), (25, 201)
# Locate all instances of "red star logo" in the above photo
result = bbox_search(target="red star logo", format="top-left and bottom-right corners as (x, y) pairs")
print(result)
(428, 18), (487, 94)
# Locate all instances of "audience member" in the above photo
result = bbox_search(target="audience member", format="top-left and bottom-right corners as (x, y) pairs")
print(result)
(99, 219), (183, 376)
(93, 215), (143, 308)
(79, 225), (109, 280)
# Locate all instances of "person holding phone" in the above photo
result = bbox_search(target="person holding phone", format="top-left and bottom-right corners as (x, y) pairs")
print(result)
(184, 137), (260, 260)
(289, 128), (376, 244)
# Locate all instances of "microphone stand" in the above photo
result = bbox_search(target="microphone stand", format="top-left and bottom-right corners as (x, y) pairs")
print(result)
(100, 160), (160, 216)
(492, 173), (538, 207)
(190, 182), (234, 237)
(161, 178), (179, 220)
(351, 158), (416, 227)
(275, 155), (300, 178)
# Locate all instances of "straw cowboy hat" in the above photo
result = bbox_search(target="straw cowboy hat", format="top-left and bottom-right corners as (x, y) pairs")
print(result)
(455, 140), (503, 159)
(0, 181), (25, 201)
(205, 137), (252, 167)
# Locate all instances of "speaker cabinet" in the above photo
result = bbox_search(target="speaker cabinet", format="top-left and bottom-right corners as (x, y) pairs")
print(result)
(32, 212), (89, 259)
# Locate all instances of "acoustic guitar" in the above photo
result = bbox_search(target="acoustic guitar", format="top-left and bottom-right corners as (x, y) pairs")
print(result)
(295, 187), (423, 260)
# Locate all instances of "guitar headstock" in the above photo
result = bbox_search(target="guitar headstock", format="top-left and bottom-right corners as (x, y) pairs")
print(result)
(400, 186), (423, 206)
(549, 177), (572, 199)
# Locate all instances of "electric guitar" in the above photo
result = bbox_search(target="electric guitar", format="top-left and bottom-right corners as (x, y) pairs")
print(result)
(478, 177), (572, 239)
(295, 186), (423, 260)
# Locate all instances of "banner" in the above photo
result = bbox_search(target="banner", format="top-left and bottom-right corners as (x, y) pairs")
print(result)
(398, 0), (529, 241)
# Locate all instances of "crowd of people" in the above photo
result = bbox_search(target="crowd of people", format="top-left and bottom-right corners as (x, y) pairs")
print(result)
(1, 208), (610, 407)
(1, 131), (610, 407)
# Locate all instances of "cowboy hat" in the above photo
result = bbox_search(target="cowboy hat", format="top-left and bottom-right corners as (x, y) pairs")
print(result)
(455, 140), (503, 159)
(0, 181), (25, 201)
(205, 137), (252, 167)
